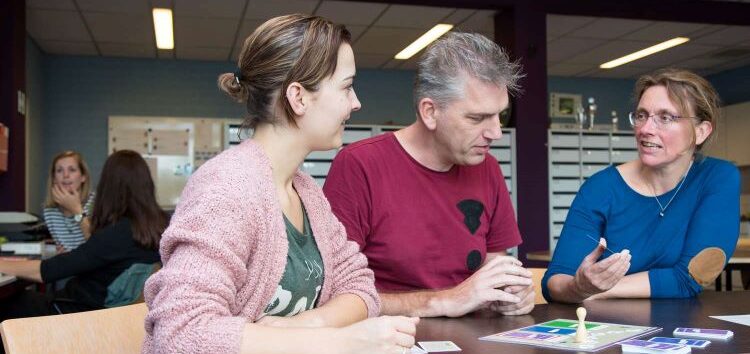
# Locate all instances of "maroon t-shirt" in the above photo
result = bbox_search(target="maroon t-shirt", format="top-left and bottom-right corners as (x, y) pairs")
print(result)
(323, 133), (522, 291)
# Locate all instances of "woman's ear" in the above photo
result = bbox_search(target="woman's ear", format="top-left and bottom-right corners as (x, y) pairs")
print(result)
(694, 120), (713, 146)
(286, 82), (307, 116)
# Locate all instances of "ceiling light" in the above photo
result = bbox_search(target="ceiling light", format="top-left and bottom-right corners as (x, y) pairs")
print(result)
(600, 37), (690, 69)
(152, 8), (174, 50)
(395, 24), (454, 60)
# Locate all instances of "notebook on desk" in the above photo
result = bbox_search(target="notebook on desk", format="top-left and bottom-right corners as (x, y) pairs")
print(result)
(0, 273), (17, 287)
(0, 222), (49, 242)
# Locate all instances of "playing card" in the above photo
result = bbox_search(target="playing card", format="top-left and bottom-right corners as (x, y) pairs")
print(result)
(410, 345), (427, 353)
(673, 327), (733, 340)
(619, 339), (690, 353)
(417, 341), (462, 352)
(649, 337), (710, 348)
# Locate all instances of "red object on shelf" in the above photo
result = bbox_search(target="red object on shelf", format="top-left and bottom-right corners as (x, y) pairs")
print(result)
(0, 123), (8, 173)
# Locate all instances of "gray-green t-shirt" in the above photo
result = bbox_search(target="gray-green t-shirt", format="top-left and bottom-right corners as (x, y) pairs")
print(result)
(263, 206), (324, 317)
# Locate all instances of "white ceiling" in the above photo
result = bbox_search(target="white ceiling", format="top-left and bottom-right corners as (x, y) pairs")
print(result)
(26, 0), (750, 78)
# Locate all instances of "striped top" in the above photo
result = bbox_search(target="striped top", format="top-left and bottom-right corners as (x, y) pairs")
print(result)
(43, 192), (95, 251)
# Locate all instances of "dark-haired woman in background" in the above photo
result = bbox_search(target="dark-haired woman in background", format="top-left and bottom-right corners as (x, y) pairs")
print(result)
(0, 150), (168, 319)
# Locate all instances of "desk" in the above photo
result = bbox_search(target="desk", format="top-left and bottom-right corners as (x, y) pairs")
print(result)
(416, 291), (750, 353)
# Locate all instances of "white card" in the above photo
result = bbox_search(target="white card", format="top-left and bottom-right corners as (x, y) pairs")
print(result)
(410, 345), (428, 353)
(417, 341), (462, 352)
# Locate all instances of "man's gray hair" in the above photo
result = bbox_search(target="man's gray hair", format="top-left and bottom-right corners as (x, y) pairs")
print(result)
(414, 31), (524, 112)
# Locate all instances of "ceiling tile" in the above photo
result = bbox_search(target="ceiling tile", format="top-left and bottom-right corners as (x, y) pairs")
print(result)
(588, 66), (651, 79)
(546, 15), (596, 40)
(176, 17), (239, 48)
(692, 25), (750, 46)
(547, 37), (606, 63)
(375, 5), (453, 29)
(442, 9), (475, 25)
(26, 0), (75, 10)
(176, 47), (232, 61)
(352, 27), (424, 55)
(99, 43), (156, 58)
(36, 40), (98, 56)
(157, 49), (174, 59)
(175, 0), (245, 19)
(27, 9), (90, 41)
(397, 56), (420, 70)
(568, 17), (653, 39)
(233, 19), (266, 48)
(84, 12), (154, 44)
(621, 21), (708, 41)
(632, 43), (718, 68)
(245, 0), (319, 19)
(230, 46), (242, 61)
(547, 62), (593, 76)
(455, 9), (495, 33)
(564, 40), (653, 65)
(684, 24), (726, 38)
(76, 0), (149, 14)
(315, 1), (388, 26)
(354, 53), (391, 68)
(678, 57), (732, 70)
(347, 25), (368, 42)
(152, 0), (174, 8)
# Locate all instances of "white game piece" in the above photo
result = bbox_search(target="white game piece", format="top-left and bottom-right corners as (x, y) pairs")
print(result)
(575, 307), (588, 343)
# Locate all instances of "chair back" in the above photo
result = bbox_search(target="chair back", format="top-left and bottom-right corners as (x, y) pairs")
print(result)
(529, 267), (548, 304)
(105, 262), (160, 308)
(0, 303), (148, 354)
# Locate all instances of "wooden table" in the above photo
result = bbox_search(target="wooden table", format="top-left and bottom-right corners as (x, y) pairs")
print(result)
(416, 291), (750, 353)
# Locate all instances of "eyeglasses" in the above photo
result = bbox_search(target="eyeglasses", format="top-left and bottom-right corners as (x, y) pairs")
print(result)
(628, 111), (697, 129)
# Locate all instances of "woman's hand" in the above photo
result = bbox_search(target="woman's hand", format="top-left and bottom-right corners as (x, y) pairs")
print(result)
(52, 183), (83, 215)
(573, 240), (631, 299)
(335, 316), (419, 354)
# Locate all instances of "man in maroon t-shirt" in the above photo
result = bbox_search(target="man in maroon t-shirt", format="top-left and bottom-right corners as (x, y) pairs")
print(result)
(323, 32), (535, 318)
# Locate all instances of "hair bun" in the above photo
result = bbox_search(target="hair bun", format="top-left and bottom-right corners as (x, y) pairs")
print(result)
(217, 72), (248, 102)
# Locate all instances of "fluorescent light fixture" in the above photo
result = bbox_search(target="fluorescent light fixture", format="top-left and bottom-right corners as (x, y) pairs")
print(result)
(395, 24), (454, 60)
(152, 8), (174, 50)
(600, 37), (690, 69)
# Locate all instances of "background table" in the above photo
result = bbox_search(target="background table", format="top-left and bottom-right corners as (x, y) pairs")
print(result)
(416, 291), (750, 353)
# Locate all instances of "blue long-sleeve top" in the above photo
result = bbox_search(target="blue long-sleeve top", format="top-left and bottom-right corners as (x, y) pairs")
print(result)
(542, 156), (740, 301)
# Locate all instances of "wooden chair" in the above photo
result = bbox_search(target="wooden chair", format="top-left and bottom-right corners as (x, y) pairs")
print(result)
(530, 267), (548, 304)
(0, 303), (148, 354)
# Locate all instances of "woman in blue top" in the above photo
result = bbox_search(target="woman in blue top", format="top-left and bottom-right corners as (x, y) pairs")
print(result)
(543, 68), (740, 303)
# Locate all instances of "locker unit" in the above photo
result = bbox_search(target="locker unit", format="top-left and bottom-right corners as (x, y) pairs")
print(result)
(548, 130), (637, 252)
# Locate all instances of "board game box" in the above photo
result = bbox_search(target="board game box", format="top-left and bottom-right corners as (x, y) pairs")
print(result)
(479, 319), (662, 352)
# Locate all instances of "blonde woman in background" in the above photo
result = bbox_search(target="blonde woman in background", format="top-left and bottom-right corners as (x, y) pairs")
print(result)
(43, 151), (95, 251)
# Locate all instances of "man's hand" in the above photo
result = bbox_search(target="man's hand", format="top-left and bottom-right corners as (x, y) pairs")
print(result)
(440, 256), (532, 317)
(487, 284), (535, 315)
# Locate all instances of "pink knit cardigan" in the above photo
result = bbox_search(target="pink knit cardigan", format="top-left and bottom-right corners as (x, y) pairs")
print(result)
(142, 140), (380, 353)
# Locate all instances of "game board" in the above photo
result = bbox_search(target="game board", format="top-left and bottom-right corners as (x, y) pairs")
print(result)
(479, 319), (662, 352)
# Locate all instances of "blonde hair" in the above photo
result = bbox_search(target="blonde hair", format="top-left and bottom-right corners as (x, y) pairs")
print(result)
(217, 14), (351, 130)
(44, 151), (91, 208)
(633, 68), (721, 151)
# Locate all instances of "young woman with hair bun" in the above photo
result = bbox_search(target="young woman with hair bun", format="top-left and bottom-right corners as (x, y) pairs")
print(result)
(143, 14), (418, 354)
